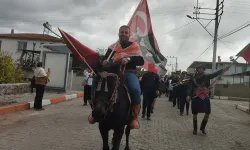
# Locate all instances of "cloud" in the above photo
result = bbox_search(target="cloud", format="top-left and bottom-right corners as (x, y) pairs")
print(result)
(0, 0), (250, 72)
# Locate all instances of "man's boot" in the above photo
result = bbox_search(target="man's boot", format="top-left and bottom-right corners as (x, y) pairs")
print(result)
(130, 104), (140, 129)
(142, 113), (145, 118)
(142, 106), (146, 118)
(147, 112), (151, 120)
(200, 119), (208, 134)
(193, 120), (198, 135)
(88, 114), (96, 124)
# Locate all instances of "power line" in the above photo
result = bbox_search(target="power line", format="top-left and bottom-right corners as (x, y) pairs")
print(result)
(196, 42), (214, 59)
(218, 21), (250, 39)
(161, 20), (195, 35)
(220, 24), (250, 39)
(219, 20), (250, 37)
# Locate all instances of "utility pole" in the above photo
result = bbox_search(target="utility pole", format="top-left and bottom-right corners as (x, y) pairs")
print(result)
(211, 0), (220, 98)
(187, 0), (224, 98)
(166, 56), (178, 72)
(176, 57), (178, 72)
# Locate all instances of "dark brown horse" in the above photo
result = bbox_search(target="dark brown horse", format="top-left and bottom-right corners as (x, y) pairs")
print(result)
(91, 59), (132, 150)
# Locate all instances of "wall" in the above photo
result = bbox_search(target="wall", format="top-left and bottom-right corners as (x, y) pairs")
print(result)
(219, 76), (247, 84)
(215, 84), (250, 98)
(0, 38), (61, 61)
(0, 83), (30, 95)
(71, 73), (84, 91)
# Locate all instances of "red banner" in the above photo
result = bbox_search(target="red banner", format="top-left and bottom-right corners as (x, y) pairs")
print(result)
(237, 43), (250, 64)
(58, 29), (99, 65)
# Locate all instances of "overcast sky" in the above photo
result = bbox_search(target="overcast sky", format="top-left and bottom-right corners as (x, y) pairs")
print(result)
(0, 0), (249, 71)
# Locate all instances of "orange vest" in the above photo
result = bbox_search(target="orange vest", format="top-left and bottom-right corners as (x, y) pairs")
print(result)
(35, 72), (50, 85)
(113, 42), (142, 63)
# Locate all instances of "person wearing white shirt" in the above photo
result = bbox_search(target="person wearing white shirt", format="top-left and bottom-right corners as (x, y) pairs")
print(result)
(83, 68), (93, 106)
(33, 62), (49, 110)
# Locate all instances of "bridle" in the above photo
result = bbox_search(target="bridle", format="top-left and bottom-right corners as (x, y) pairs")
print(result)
(92, 71), (121, 120)
(91, 61), (127, 121)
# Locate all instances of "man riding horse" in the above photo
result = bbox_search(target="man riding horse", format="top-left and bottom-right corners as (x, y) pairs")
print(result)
(88, 25), (144, 129)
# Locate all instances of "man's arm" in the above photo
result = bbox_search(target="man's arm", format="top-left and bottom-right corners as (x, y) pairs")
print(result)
(155, 74), (160, 91)
(103, 48), (115, 60)
(128, 56), (144, 66)
(186, 80), (193, 97)
(207, 69), (223, 79)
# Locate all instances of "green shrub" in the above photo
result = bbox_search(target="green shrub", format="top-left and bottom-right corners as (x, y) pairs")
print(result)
(0, 50), (24, 84)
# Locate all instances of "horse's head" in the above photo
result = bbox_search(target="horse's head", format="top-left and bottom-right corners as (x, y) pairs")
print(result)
(91, 59), (125, 122)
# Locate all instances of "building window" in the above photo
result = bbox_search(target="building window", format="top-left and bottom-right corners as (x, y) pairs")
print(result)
(17, 41), (27, 51)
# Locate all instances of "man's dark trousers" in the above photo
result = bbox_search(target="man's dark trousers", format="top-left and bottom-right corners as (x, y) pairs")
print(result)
(34, 84), (45, 109)
(142, 90), (155, 118)
(180, 95), (189, 114)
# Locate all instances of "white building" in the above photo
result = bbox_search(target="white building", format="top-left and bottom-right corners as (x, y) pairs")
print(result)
(187, 58), (250, 85)
(0, 29), (62, 61)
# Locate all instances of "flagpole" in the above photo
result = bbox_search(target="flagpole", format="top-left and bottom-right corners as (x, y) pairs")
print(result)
(59, 28), (96, 75)
(209, 55), (240, 87)
(107, 41), (119, 61)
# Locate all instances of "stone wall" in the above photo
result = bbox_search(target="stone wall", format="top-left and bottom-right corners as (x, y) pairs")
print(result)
(0, 83), (30, 95)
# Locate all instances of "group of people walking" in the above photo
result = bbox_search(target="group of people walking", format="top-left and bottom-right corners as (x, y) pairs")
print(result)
(165, 64), (229, 135)
(167, 71), (190, 116)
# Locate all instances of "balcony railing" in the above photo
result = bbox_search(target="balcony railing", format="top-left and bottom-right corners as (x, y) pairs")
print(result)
(19, 50), (41, 69)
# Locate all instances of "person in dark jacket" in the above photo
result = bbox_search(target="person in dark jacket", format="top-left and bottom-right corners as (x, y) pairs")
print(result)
(186, 64), (229, 135)
(171, 74), (179, 107)
(178, 71), (190, 116)
(164, 75), (169, 97)
(158, 76), (166, 98)
(140, 63), (159, 120)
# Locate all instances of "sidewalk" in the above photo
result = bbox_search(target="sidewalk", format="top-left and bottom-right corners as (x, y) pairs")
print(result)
(235, 101), (250, 114)
(214, 95), (250, 102)
(0, 91), (84, 114)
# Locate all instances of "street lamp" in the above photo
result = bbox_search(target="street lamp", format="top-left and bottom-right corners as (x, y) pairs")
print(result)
(186, 15), (194, 19)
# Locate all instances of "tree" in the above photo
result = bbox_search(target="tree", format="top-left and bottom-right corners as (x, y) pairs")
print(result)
(0, 50), (24, 84)
(136, 67), (145, 77)
(96, 48), (107, 56)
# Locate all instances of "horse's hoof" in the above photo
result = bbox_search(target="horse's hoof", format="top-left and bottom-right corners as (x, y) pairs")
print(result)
(125, 147), (130, 150)
(103, 146), (110, 150)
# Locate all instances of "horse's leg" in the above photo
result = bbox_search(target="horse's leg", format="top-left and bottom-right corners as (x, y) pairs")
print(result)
(112, 131), (115, 145)
(99, 123), (110, 150)
(111, 126), (125, 150)
(125, 125), (131, 150)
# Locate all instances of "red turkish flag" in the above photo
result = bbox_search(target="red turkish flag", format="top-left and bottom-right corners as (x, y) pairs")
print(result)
(58, 28), (99, 65)
(237, 43), (250, 64)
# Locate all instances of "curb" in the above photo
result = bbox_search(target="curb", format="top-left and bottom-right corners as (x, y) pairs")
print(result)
(0, 92), (84, 114)
(235, 103), (250, 114)
(214, 96), (250, 102)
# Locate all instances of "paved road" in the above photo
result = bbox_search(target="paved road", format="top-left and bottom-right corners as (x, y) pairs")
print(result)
(0, 97), (250, 150)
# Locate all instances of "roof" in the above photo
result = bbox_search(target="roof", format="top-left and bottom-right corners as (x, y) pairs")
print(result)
(0, 33), (63, 42)
(43, 44), (71, 54)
